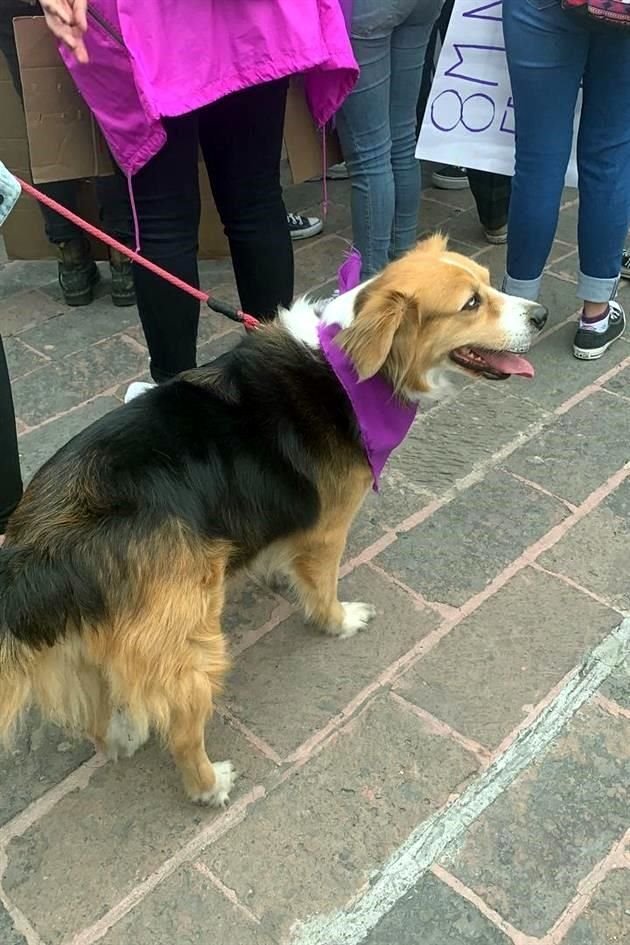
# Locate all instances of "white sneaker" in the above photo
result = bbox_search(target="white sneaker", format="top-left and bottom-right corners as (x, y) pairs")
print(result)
(124, 381), (155, 404)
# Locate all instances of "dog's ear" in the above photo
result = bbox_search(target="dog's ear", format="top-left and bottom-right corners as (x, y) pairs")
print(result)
(340, 283), (416, 380)
(417, 232), (448, 256)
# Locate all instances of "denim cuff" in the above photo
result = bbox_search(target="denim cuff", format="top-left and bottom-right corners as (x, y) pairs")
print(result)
(501, 273), (542, 302)
(576, 270), (620, 304)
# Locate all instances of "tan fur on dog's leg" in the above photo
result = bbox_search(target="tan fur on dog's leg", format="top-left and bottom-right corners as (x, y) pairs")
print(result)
(290, 533), (376, 638)
(286, 467), (375, 637)
(166, 671), (234, 806)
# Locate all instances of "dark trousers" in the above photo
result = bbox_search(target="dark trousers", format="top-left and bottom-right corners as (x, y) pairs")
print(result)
(0, 336), (22, 534)
(129, 78), (294, 381)
(416, 0), (511, 231)
(0, 1), (131, 244)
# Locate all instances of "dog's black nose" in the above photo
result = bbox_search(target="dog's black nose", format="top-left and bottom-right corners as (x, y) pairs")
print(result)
(529, 304), (548, 331)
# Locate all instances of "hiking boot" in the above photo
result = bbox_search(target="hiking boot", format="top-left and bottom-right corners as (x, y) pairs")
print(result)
(109, 248), (136, 307)
(57, 237), (100, 306)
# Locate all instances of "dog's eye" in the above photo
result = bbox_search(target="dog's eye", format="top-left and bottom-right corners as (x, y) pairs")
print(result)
(462, 293), (481, 311)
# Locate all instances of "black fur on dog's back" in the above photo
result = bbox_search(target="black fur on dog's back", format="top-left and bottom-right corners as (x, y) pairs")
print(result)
(1, 327), (363, 653)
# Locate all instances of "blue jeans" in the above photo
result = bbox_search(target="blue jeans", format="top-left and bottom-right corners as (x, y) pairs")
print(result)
(336, 0), (444, 278)
(503, 0), (630, 303)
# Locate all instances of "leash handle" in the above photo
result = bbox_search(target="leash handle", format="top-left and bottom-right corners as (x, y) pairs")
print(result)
(14, 176), (260, 331)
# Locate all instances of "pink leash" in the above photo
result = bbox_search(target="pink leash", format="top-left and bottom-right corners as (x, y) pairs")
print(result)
(14, 176), (261, 332)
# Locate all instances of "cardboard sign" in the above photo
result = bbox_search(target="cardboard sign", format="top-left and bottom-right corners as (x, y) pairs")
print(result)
(12, 16), (113, 183)
(1, 16), (340, 259)
(416, 0), (580, 187)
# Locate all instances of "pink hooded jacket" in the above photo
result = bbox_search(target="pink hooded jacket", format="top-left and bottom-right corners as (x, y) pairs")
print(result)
(60, 0), (358, 177)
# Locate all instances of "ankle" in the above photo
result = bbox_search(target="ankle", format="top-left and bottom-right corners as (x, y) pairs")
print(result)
(582, 301), (608, 319)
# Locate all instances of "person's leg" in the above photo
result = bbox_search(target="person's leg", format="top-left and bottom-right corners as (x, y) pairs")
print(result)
(502, 0), (588, 301)
(571, 33), (630, 359)
(0, 3), (100, 304)
(390, 0), (444, 260)
(335, 0), (394, 278)
(467, 169), (511, 242)
(94, 174), (135, 307)
(0, 335), (23, 538)
(199, 79), (293, 321)
(130, 113), (201, 381)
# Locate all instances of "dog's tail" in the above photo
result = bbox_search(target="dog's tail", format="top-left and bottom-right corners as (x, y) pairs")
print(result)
(0, 543), (105, 742)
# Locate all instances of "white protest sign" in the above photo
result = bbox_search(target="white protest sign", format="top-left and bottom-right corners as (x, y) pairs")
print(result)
(416, 0), (580, 187)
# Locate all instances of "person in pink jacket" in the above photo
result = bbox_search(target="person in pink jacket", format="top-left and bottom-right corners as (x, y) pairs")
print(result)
(40, 0), (358, 383)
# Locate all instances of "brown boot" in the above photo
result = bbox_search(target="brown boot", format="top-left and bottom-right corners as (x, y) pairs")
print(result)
(57, 237), (100, 306)
(109, 248), (136, 307)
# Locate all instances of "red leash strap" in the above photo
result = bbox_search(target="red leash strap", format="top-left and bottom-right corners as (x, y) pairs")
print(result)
(14, 176), (261, 332)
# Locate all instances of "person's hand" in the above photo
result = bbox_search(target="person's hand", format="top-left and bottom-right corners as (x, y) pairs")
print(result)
(40, 0), (89, 64)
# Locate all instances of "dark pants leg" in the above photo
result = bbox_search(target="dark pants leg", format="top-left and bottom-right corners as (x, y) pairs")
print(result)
(467, 169), (511, 231)
(128, 79), (292, 380)
(126, 112), (202, 382)
(0, 2), (130, 244)
(0, 336), (23, 534)
(200, 78), (293, 321)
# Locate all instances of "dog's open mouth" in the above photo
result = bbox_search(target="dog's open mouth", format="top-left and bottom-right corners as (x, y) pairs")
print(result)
(449, 347), (534, 381)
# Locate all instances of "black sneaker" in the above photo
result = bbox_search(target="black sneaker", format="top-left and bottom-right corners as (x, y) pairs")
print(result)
(57, 237), (100, 306)
(620, 249), (630, 280)
(431, 165), (469, 191)
(109, 249), (136, 307)
(287, 212), (323, 241)
(573, 300), (626, 360)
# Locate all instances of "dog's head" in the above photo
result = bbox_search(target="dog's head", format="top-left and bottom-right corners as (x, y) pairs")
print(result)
(338, 235), (547, 400)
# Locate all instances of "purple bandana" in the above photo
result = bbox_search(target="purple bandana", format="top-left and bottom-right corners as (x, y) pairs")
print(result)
(318, 321), (417, 492)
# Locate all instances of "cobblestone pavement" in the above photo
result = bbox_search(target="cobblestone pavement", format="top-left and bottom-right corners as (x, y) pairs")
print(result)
(1, 177), (629, 945)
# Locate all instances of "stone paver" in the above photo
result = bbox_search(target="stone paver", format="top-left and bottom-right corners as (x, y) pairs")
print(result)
(204, 695), (479, 940)
(601, 659), (630, 711)
(392, 381), (545, 495)
(17, 395), (121, 482)
(11, 336), (146, 426)
(0, 904), (27, 945)
(226, 566), (439, 756)
(443, 704), (630, 937)
(100, 866), (275, 945)
(3, 718), (273, 945)
(563, 869), (630, 945)
(540, 476), (630, 611)
(1, 179), (629, 945)
(394, 568), (619, 748)
(377, 469), (568, 606)
(362, 872), (512, 945)
(504, 391), (630, 505)
(0, 708), (91, 827)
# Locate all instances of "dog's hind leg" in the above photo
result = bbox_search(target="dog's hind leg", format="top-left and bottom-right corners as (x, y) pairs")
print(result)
(102, 705), (150, 761)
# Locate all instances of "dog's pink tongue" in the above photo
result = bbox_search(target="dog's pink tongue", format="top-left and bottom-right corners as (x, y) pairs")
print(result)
(474, 349), (535, 378)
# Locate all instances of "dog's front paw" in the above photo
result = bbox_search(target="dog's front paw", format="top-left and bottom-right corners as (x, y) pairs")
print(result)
(192, 760), (236, 808)
(330, 601), (376, 639)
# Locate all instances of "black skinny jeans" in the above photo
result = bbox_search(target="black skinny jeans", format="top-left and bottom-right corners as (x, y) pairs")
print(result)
(128, 78), (294, 382)
(0, 335), (22, 534)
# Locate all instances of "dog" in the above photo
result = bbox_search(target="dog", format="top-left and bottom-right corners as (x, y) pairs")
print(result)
(0, 235), (546, 804)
